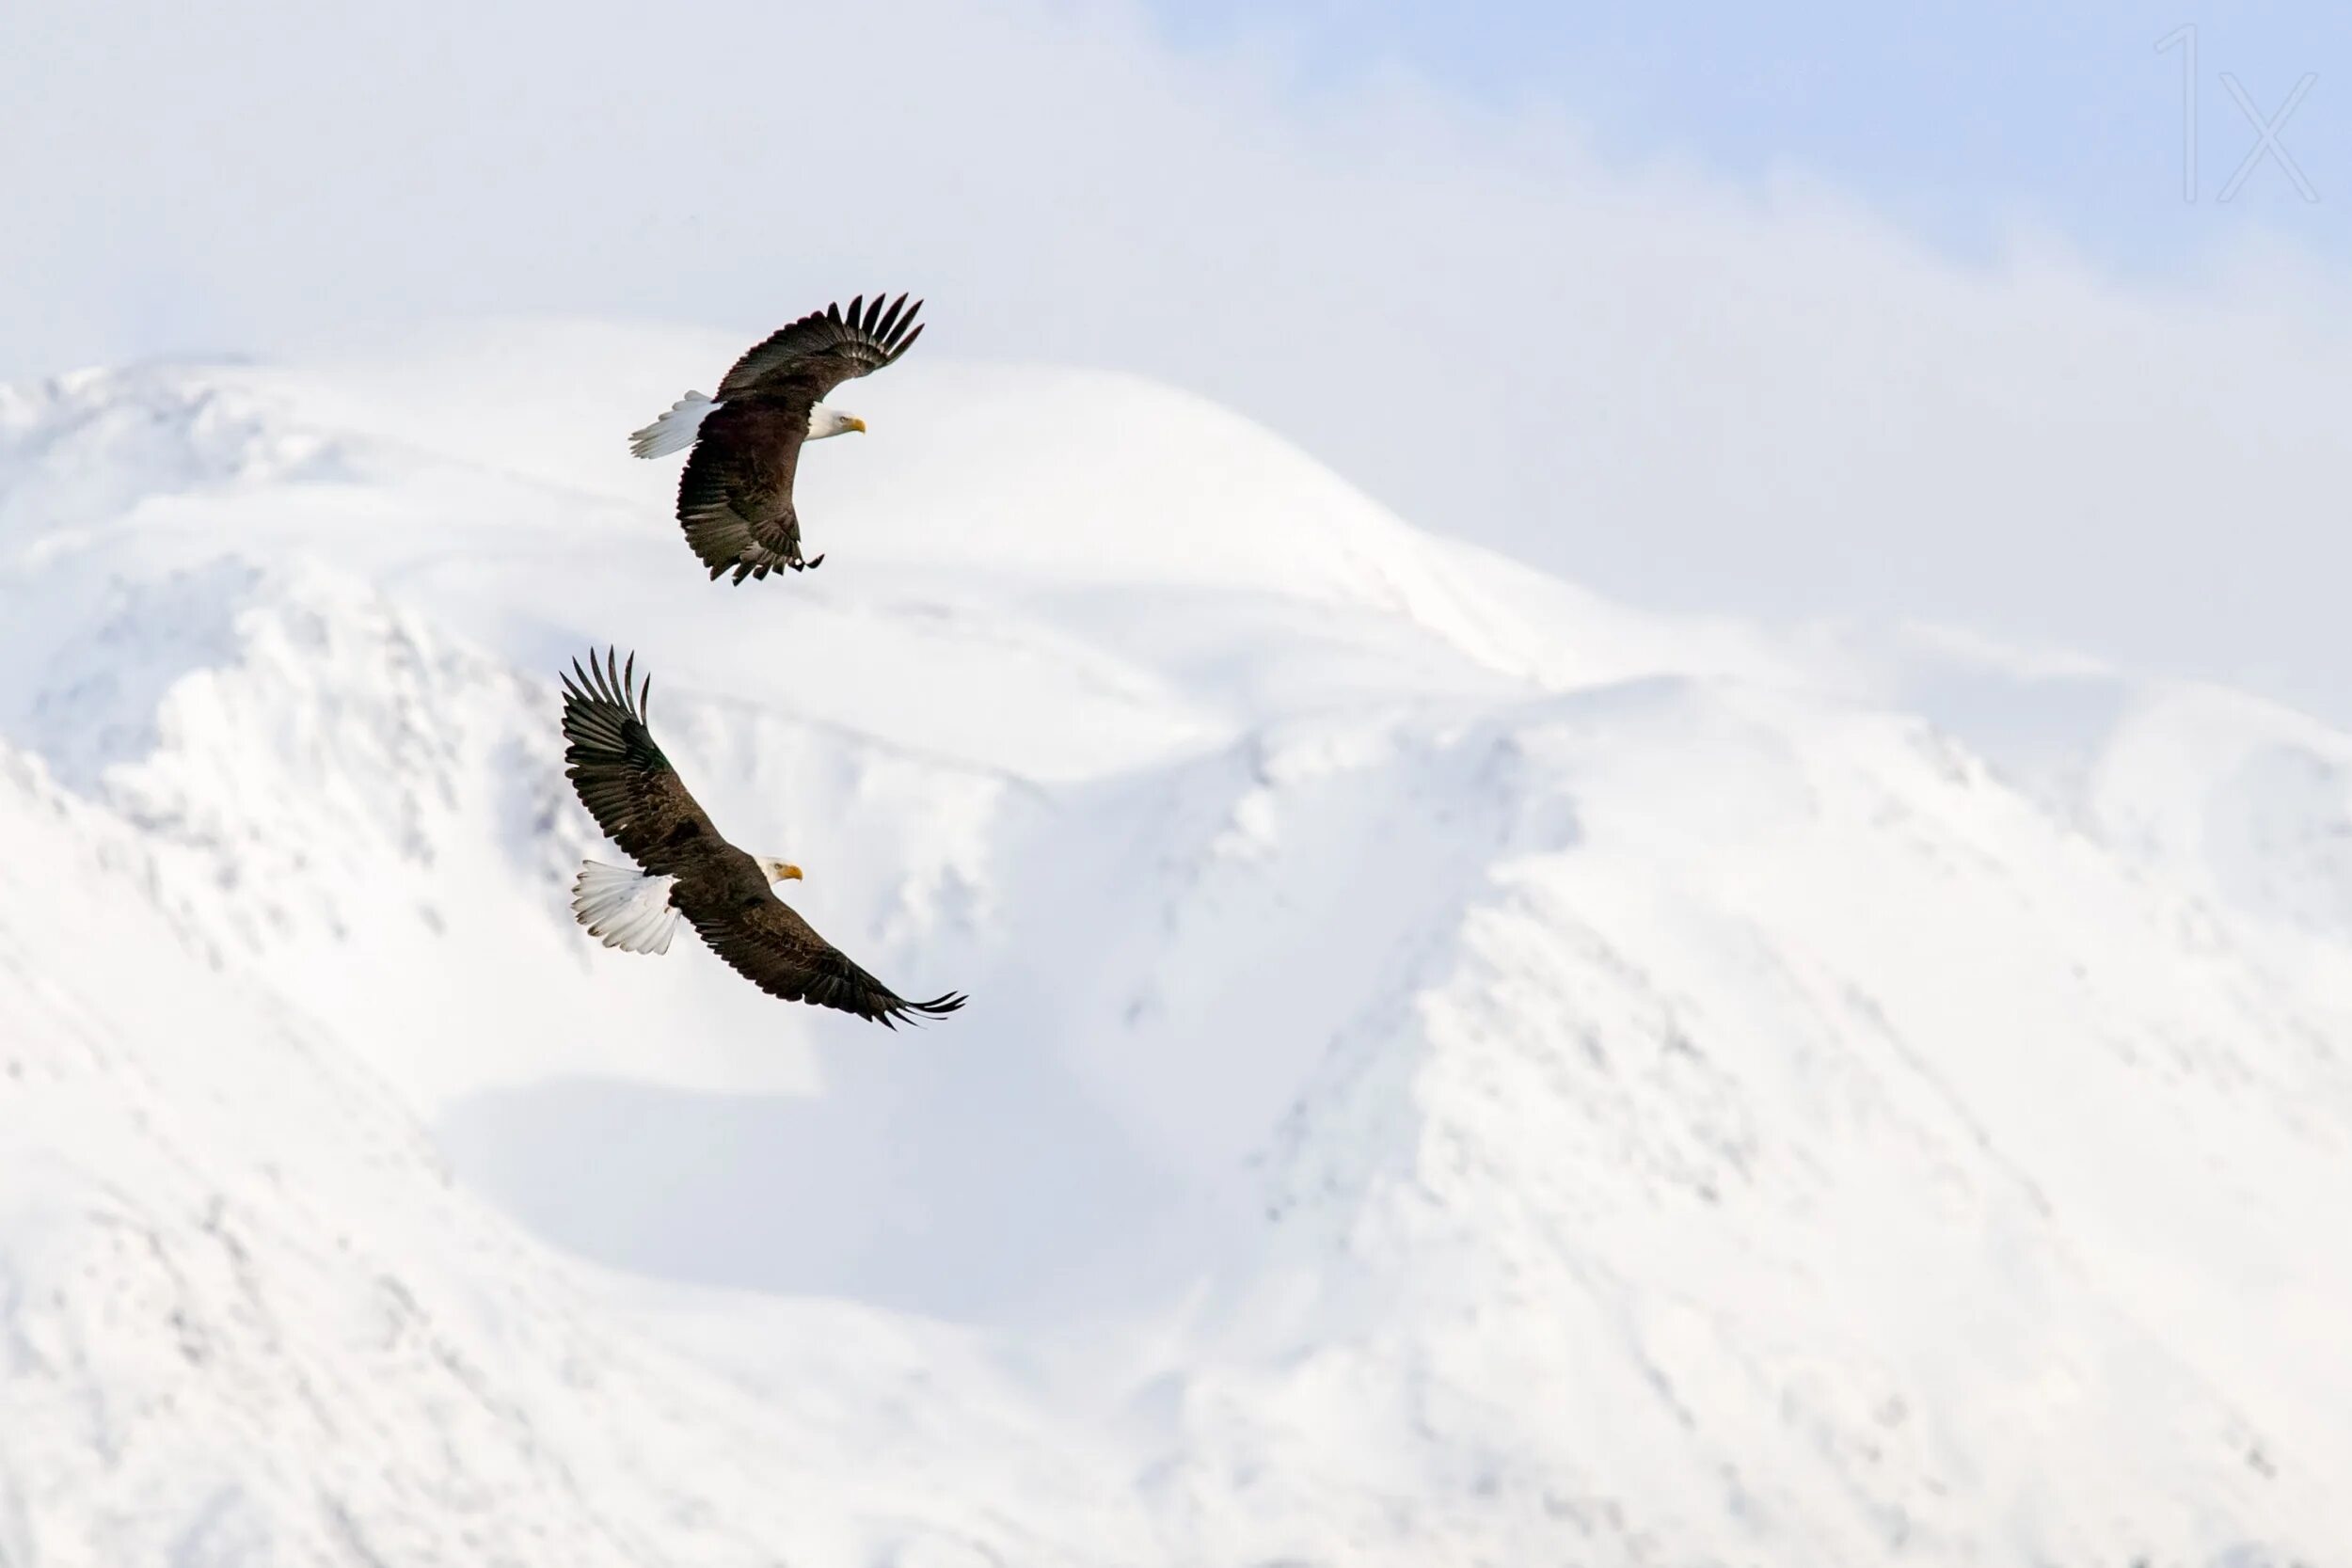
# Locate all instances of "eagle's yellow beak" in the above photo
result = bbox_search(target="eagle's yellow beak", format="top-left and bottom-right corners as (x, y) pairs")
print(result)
(845, 417), (867, 434)
(779, 863), (804, 881)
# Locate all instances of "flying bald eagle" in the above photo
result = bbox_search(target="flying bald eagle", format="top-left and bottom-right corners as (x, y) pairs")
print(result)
(561, 648), (966, 1028)
(628, 293), (925, 582)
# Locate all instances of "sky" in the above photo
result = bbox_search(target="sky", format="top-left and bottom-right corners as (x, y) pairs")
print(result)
(4, 0), (2349, 719)
(1160, 0), (2348, 270)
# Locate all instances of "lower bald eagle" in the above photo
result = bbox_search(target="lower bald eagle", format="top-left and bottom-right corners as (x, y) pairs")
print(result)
(628, 293), (924, 582)
(561, 648), (965, 1028)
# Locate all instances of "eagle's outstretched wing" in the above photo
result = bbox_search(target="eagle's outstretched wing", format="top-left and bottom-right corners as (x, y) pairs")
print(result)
(684, 894), (969, 1029)
(560, 648), (724, 875)
(717, 293), (924, 404)
(675, 400), (811, 583)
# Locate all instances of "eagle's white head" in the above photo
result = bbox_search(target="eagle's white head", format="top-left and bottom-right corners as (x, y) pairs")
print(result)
(756, 857), (805, 886)
(807, 405), (867, 440)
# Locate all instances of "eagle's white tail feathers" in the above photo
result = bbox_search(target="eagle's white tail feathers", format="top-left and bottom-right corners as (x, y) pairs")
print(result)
(572, 862), (681, 955)
(628, 391), (719, 459)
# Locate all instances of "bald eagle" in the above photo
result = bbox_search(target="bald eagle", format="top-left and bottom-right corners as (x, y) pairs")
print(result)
(628, 293), (925, 582)
(561, 648), (966, 1028)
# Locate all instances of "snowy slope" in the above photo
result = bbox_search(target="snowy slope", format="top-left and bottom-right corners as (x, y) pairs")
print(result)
(2, 325), (2349, 1566)
(0, 737), (1155, 1568)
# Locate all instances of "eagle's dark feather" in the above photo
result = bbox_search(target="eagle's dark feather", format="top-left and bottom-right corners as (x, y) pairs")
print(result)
(682, 899), (967, 1027)
(661, 293), (924, 583)
(561, 647), (968, 1028)
(718, 292), (924, 404)
(676, 400), (809, 584)
(559, 648), (716, 873)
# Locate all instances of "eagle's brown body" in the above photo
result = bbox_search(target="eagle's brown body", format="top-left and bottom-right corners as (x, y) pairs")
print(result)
(562, 648), (964, 1027)
(662, 293), (924, 581)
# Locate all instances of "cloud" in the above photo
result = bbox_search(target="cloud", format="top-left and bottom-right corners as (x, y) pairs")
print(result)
(6, 0), (2350, 717)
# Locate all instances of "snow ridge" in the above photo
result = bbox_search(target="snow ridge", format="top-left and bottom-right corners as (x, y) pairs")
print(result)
(2, 326), (2350, 1567)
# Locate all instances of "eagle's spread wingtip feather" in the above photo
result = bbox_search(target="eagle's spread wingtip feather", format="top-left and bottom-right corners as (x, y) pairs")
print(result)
(898, 990), (968, 1023)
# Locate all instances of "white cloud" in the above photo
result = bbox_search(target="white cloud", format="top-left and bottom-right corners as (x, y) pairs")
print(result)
(5, 0), (2349, 715)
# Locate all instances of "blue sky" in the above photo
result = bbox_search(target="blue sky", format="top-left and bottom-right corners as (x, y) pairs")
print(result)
(1154, 0), (2345, 276)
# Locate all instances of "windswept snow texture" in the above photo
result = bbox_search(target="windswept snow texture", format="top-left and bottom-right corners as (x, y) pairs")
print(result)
(3, 324), (2351, 1566)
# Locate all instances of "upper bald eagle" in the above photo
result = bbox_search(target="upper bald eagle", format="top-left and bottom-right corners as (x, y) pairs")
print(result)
(628, 293), (925, 582)
(561, 647), (965, 1028)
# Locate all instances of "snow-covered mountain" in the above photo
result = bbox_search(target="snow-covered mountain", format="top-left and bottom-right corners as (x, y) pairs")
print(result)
(4, 322), (2349, 1567)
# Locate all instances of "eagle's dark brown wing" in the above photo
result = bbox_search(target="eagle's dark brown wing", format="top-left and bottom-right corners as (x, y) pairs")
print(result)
(717, 293), (924, 404)
(676, 399), (811, 583)
(560, 648), (727, 876)
(681, 890), (969, 1029)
